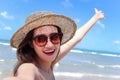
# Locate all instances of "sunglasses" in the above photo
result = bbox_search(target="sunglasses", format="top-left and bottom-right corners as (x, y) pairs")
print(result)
(33, 33), (63, 47)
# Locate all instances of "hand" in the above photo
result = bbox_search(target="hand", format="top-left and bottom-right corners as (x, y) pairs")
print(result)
(94, 8), (105, 20)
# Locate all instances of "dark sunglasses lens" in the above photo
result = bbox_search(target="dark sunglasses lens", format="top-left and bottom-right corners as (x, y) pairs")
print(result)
(34, 35), (47, 46)
(33, 33), (62, 47)
(51, 33), (61, 44)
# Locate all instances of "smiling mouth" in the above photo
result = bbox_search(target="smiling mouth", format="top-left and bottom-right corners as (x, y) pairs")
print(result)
(44, 50), (55, 56)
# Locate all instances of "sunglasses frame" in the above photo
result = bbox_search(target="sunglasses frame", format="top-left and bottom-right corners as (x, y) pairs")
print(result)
(33, 33), (63, 47)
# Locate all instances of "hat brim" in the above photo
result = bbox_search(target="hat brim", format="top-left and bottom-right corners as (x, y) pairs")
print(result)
(10, 14), (76, 48)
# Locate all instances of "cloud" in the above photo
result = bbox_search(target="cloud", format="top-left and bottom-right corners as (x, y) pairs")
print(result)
(0, 11), (14, 20)
(0, 21), (5, 26)
(113, 40), (120, 52)
(97, 21), (105, 29)
(62, 0), (73, 8)
(74, 18), (81, 23)
(4, 26), (12, 31)
(0, 20), (12, 31)
(113, 40), (120, 44)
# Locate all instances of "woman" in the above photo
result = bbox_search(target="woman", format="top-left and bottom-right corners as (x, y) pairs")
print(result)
(4, 8), (104, 80)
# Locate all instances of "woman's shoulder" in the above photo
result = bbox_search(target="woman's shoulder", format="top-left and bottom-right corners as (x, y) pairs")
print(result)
(17, 63), (38, 75)
(18, 63), (37, 70)
(19, 63), (37, 67)
(20, 63), (45, 80)
(3, 63), (39, 80)
(17, 63), (46, 80)
(16, 63), (41, 79)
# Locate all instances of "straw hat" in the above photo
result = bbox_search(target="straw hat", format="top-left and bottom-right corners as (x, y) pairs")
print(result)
(10, 11), (77, 48)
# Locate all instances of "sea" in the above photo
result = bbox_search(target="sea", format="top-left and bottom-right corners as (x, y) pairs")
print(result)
(0, 39), (120, 80)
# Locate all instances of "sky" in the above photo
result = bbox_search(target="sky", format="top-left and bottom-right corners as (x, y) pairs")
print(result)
(0, 0), (120, 53)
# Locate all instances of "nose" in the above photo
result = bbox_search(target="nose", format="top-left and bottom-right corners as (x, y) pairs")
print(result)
(45, 38), (54, 48)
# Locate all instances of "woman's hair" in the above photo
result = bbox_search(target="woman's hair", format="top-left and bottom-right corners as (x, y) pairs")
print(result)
(13, 25), (63, 75)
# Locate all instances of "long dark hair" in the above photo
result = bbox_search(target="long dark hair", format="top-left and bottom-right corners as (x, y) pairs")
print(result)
(13, 25), (63, 75)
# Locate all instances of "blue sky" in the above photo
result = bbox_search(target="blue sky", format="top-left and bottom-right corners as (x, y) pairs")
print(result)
(0, 0), (120, 53)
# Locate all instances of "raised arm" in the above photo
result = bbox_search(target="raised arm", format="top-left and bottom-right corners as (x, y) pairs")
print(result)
(54, 8), (105, 64)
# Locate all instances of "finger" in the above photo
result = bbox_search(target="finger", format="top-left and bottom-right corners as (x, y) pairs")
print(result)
(94, 8), (98, 12)
(99, 10), (102, 12)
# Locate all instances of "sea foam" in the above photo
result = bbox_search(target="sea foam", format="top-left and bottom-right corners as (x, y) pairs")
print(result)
(0, 42), (10, 46)
(54, 72), (120, 79)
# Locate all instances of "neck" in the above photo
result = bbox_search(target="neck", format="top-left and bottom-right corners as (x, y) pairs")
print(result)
(41, 63), (52, 72)
(37, 59), (52, 72)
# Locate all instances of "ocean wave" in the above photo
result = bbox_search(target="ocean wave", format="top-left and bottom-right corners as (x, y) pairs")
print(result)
(79, 61), (105, 69)
(96, 64), (120, 69)
(71, 49), (120, 58)
(70, 50), (83, 53)
(91, 52), (97, 55)
(0, 42), (10, 46)
(54, 72), (120, 79)
(104, 65), (120, 69)
(97, 65), (105, 68)
(0, 71), (2, 75)
(110, 65), (120, 68)
(54, 72), (83, 78)
(11, 48), (16, 51)
(79, 60), (120, 69)
(0, 59), (5, 62)
(99, 53), (120, 57)
(89, 51), (120, 58)
(80, 60), (93, 64)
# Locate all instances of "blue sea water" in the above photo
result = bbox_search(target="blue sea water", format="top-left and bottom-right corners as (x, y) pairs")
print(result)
(0, 39), (120, 80)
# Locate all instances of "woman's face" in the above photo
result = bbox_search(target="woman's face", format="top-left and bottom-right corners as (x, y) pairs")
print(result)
(32, 25), (61, 63)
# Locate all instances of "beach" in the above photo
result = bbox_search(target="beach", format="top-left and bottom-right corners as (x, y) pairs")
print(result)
(0, 40), (120, 80)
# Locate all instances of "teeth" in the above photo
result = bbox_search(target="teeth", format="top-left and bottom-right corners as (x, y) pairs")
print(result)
(45, 50), (54, 53)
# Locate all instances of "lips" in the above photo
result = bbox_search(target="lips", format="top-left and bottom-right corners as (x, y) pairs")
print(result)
(43, 50), (55, 56)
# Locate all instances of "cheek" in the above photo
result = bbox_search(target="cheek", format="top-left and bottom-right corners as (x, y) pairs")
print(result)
(32, 41), (43, 54)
